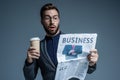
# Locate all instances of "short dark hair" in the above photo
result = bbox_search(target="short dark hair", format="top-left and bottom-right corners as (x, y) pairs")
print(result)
(40, 3), (60, 19)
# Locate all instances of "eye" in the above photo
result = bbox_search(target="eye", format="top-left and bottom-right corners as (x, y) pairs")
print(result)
(44, 17), (50, 20)
(54, 17), (57, 20)
(53, 16), (59, 20)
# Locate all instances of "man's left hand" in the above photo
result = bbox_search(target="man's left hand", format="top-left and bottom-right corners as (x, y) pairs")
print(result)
(87, 49), (99, 66)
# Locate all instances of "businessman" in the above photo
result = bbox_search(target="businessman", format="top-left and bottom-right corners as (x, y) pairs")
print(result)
(23, 3), (99, 80)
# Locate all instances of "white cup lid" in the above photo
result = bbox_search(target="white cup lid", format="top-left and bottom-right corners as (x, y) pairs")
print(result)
(30, 37), (40, 41)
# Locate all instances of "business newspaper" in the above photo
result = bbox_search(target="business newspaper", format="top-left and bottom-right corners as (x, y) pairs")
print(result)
(55, 33), (97, 80)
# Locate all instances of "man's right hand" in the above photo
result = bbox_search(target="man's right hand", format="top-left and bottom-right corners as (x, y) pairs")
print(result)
(27, 47), (40, 63)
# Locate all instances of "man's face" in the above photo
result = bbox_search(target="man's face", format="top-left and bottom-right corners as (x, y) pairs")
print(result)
(41, 9), (60, 36)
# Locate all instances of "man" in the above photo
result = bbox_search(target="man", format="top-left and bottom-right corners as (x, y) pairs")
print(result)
(23, 3), (99, 80)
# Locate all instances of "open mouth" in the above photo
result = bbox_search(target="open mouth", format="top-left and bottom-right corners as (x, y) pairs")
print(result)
(49, 26), (56, 31)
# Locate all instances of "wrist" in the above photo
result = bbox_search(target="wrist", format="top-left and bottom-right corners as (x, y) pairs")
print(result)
(25, 58), (33, 66)
(89, 62), (96, 66)
(27, 57), (33, 64)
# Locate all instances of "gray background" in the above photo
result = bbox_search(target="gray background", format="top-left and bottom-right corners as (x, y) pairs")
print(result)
(0, 0), (120, 80)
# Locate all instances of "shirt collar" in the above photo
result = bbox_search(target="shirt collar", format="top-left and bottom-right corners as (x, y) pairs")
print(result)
(45, 31), (61, 40)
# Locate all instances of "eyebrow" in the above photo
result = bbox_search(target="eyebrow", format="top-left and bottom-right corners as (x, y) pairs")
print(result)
(44, 15), (59, 17)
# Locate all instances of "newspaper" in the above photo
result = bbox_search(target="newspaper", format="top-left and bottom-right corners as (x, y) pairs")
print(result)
(55, 33), (97, 80)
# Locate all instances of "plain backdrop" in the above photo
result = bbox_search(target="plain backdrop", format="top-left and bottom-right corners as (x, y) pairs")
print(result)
(0, 0), (120, 80)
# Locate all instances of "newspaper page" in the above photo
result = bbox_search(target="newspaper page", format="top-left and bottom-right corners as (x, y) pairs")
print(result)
(55, 33), (97, 80)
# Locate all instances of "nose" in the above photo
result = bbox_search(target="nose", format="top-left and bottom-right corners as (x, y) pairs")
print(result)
(50, 18), (54, 24)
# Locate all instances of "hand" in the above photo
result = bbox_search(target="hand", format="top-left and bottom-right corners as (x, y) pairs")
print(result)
(69, 50), (77, 55)
(87, 49), (99, 66)
(27, 47), (40, 63)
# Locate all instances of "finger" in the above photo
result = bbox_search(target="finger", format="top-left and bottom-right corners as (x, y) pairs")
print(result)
(29, 50), (39, 53)
(89, 51), (98, 58)
(87, 54), (91, 61)
(30, 55), (40, 59)
(28, 47), (40, 54)
(90, 49), (98, 54)
(87, 53), (95, 58)
(90, 57), (96, 61)
(88, 55), (96, 61)
(28, 47), (36, 51)
(28, 52), (40, 59)
(89, 53), (97, 57)
(90, 56), (98, 62)
(30, 52), (40, 57)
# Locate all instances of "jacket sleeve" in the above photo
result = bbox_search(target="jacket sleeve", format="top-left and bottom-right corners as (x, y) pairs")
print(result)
(23, 59), (39, 80)
(87, 63), (96, 74)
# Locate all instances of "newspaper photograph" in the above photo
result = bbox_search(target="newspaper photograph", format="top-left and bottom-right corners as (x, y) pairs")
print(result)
(55, 33), (97, 80)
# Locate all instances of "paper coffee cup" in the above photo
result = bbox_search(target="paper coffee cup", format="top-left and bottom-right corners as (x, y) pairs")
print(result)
(30, 37), (40, 53)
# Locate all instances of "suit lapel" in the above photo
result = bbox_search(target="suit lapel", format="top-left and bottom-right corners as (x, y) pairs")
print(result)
(41, 40), (56, 68)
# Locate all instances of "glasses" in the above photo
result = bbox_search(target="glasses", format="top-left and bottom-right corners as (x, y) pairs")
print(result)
(43, 15), (59, 22)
